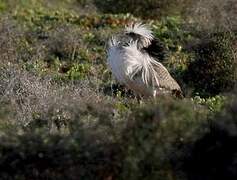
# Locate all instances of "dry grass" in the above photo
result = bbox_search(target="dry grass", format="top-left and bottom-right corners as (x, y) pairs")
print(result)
(186, 0), (237, 31)
(0, 65), (119, 133)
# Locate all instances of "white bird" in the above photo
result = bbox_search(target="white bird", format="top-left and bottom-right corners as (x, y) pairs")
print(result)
(107, 23), (182, 98)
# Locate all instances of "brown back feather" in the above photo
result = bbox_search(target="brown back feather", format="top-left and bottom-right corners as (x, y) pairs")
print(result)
(151, 62), (182, 92)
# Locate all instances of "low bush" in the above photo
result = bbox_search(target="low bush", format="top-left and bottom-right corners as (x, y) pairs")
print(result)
(0, 70), (236, 179)
(120, 97), (209, 180)
(93, 0), (193, 19)
(182, 97), (237, 180)
(0, 129), (121, 180)
(184, 31), (236, 97)
(0, 96), (208, 180)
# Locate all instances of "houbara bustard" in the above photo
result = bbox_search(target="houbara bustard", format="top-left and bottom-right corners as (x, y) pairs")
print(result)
(107, 23), (183, 98)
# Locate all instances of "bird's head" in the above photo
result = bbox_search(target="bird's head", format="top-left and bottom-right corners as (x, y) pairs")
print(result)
(124, 23), (154, 49)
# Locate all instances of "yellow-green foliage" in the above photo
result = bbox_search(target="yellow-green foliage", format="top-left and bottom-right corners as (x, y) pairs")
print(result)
(192, 95), (227, 112)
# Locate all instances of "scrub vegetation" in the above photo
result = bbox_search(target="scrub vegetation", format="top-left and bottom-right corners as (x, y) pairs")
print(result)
(0, 0), (236, 179)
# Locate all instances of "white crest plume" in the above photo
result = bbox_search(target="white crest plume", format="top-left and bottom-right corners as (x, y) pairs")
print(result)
(125, 23), (154, 41)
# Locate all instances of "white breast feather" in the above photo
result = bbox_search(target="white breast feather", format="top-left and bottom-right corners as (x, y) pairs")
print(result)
(107, 37), (126, 84)
(107, 39), (161, 89)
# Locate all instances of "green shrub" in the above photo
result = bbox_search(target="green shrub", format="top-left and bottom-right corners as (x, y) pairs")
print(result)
(184, 32), (236, 97)
(182, 97), (237, 180)
(119, 96), (237, 180)
(192, 95), (227, 113)
(119, 98), (208, 180)
(0, 129), (121, 180)
(0, 96), (207, 180)
(153, 16), (191, 50)
(93, 0), (193, 19)
(0, 91), (237, 180)
(67, 63), (91, 80)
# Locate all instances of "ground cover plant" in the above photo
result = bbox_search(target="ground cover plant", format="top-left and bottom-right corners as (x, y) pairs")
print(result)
(0, 0), (236, 179)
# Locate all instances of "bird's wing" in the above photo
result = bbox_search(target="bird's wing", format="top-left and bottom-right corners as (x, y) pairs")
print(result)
(151, 61), (181, 91)
(142, 38), (167, 61)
